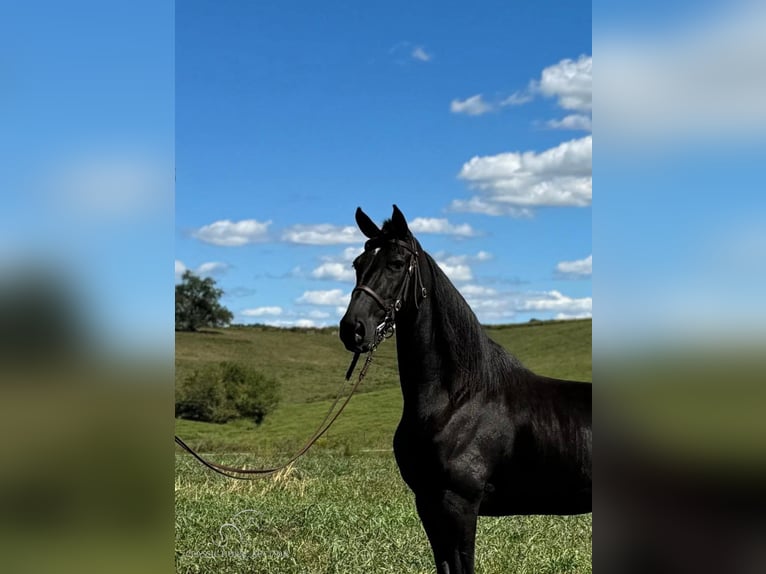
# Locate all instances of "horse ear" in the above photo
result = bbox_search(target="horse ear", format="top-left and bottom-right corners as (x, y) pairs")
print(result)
(355, 207), (381, 239)
(391, 204), (410, 238)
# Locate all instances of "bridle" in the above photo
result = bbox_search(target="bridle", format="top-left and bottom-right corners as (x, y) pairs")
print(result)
(341, 236), (427, 381)
(352, 236), (428, 336)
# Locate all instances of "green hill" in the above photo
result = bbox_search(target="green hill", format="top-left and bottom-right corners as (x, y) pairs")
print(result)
(175, 319), (591, 453)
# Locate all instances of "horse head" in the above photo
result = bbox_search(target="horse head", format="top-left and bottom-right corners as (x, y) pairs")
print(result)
(339, 205), (424, 353)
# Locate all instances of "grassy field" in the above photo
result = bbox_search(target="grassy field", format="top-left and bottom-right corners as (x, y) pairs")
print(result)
(175, 319), (592, 573)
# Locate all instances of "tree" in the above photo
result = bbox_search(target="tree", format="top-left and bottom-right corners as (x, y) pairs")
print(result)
(175, 270), (233, 331)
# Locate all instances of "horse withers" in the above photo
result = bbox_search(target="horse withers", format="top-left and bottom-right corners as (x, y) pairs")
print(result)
(339, 205), (591, 574)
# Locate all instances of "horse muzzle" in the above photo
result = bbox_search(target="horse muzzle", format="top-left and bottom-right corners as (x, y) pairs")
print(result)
(339, 314), (376, 353)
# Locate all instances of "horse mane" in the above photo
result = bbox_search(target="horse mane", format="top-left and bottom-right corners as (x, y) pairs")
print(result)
(378, 218), (528, 397)
(422, 250), (529, 397)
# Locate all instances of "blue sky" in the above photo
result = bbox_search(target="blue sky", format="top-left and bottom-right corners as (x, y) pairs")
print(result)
(176, 0), (592, 327)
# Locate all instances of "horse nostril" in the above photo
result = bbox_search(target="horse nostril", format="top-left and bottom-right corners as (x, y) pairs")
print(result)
(354, 321), (366, 344)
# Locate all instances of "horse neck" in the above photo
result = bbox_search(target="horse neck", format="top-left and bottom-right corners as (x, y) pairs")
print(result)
(394, 252), (488, 406)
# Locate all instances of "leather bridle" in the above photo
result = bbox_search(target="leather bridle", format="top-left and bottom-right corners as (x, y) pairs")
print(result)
(352, 236), (428, 331)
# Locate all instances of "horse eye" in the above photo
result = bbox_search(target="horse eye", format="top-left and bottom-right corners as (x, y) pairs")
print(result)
(388, 259), (406, 270)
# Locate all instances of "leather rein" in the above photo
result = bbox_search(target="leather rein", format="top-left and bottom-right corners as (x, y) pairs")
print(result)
(175, 236), (427, 480)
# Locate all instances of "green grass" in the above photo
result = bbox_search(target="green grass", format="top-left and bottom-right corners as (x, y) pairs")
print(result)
(175, 454), (592, 574)
(175, 386), (403, 454)
(175, 319), (592, 573)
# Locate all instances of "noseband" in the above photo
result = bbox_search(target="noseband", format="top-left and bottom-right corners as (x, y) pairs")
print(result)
(352, 237), (428, 335)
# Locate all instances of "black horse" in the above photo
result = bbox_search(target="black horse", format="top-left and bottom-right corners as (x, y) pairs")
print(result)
(339, 205), (591, 574)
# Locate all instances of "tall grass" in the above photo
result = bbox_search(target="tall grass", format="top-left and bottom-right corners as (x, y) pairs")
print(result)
(175, 454), (592, 574)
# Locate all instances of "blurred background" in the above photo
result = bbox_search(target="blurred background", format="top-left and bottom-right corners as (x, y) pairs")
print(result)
(595, 1), (766, 572)
(0, 1), (174, 573)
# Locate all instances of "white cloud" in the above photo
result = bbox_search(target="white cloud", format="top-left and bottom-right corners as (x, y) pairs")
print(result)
(310, 246), (363, 282)
(546, 114), (592, 131)
(519, 290), (592, 314)
(450, 94), (493, 116)
(311, 262), (355, 282)
(241, 306), (283, 317)
(462, 290), (519, 321)
(448, 56), (592, 217)
(452, 136), (592, 215)
(193, 219), (271, 246)
(239, 307), (334, 328)
(460, 286), (592, 323)
(556, 254), (592, 277)
(436, 261), (473, 282)
(536, 55), (592, 112)
(296, 289), (350, 306)
(430, 250), (496, 283)
(412, 46), (432, 62)
(476, 250), (493, 261)
(453, 53), (591, 117)
(175, 259), (229, 281)
(501, 90), (534, 106)
(262, 319), (318, 328)
(449, 197), (534, 218)
(282, 224), (363, 245)
(434, 251), (493, 266)
(409, 217), (477, 237)
(195, 261), (229, 277)
(459, 136), (591, 188)
(458, 284), (497, 297)
(390, 41), (433, 65)
(451, 56), (591, 130)
(554, 312), (592, 320)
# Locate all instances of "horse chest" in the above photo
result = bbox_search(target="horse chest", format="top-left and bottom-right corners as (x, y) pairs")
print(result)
(393, 425), (435, 486)
(393, 414), (488, 495)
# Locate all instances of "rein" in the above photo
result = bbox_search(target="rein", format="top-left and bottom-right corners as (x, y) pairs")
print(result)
(174, 322), (390, 480)
(175, 236), (423, 480)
